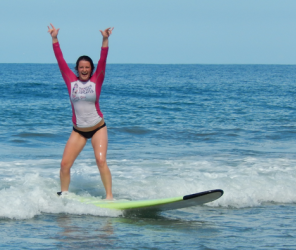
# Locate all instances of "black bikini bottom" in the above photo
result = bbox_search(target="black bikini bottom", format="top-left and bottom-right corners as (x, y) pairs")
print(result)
(73, 123), (106, 139)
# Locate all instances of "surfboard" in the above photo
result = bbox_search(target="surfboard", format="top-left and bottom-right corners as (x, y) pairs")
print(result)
(71, 189), (223, 211)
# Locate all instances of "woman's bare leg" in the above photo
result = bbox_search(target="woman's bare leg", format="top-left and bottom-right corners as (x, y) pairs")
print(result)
(60, 131), (87, 191)
(91, 126), (113, 199)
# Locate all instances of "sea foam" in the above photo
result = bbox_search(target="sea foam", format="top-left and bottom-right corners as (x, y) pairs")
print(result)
(0, 156), (295, 219)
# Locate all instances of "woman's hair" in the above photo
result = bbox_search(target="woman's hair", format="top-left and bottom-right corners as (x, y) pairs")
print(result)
(75, 56), (95, 76)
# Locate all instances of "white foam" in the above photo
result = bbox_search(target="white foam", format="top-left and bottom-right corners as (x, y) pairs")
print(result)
(107, 156), (296, 208)
(0, 156), (295, 219)
(0, 160), (121, 219)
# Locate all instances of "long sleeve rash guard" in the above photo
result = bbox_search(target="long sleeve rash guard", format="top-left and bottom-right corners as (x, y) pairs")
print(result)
(53, 42), (108, 129)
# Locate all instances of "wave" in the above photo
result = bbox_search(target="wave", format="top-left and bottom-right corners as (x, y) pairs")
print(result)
(0, 156), (295, 220)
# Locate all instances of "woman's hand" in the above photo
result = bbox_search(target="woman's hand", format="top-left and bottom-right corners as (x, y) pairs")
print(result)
(100, 27), (114, 39)
(100, 27), (114, 47)
(47, 23), (60, 43)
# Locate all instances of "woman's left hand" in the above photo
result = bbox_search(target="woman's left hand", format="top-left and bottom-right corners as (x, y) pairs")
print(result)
(100, 27), (114, 39)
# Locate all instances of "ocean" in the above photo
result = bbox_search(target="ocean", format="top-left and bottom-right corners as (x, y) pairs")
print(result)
(0, 63), (295, 249)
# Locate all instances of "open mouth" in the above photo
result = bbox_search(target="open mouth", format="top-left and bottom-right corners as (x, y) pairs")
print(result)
(81, 72), (88, 75)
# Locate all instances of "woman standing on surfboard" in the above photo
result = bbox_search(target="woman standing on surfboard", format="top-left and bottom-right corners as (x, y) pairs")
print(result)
(47, 23), (113, 200)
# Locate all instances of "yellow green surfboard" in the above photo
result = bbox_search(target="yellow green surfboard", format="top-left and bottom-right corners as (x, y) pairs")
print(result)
(73, 189), (223, 211)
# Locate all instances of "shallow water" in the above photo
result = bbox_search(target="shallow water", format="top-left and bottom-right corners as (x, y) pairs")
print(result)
(1, 205), (295, 249)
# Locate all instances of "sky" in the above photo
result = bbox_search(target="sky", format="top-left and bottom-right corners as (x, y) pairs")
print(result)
(0, 0), (296, 64)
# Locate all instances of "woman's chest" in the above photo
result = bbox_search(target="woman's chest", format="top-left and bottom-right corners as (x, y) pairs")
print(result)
(70, 81), (96, 102)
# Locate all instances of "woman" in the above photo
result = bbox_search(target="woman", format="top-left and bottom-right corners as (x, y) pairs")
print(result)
(47, 23), (113, 199)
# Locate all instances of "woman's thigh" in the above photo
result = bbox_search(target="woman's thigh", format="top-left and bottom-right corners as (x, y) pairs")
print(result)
(61, 130), (87, 168)
(91, 126), (108, 163)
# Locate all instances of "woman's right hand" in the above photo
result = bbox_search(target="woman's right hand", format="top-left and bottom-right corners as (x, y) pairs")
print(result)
(47, 23), (60, 41)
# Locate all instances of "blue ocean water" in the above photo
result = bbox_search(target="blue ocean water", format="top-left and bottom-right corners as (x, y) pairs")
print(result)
(0, 63), (296, 249)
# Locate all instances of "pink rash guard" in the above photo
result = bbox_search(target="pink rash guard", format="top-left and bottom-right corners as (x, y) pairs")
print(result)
(53, 42), (108, 129)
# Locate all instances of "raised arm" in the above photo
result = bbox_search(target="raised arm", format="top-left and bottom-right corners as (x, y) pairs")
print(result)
(47, 23), (77, 87)
(91, 28), (114, 84)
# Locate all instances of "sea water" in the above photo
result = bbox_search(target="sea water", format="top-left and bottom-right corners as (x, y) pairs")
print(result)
(0, 63), (295, 249)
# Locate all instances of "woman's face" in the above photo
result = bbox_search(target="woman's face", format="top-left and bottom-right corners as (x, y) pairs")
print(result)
(78, 60), (92, 81)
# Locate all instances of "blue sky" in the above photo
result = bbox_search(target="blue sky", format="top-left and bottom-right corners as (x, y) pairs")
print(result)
(0, 0), (296, 64)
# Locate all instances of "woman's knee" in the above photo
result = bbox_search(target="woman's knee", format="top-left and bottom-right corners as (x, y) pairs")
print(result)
(60, 159), (72, 172)
(95, 157), (107, 169)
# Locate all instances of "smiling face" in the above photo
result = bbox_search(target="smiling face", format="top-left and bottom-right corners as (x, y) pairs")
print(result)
(78, 60), (92, 81)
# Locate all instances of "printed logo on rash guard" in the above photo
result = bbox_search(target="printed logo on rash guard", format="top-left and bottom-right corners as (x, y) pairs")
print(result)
(72, 83), (79, 98)
(72, 84), (95, 102)
(79, 86), (94, 94)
